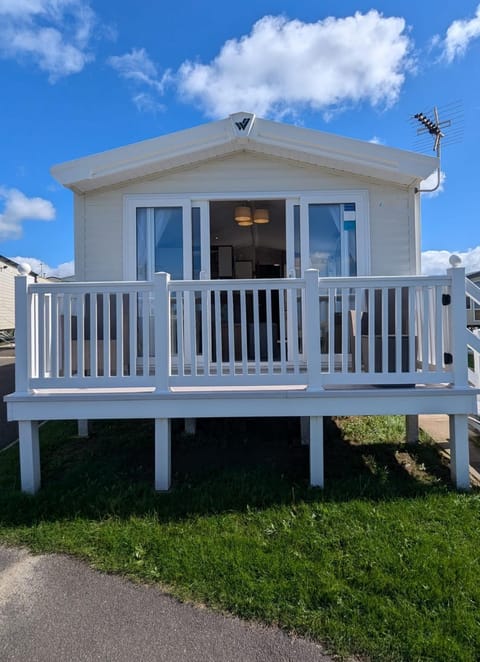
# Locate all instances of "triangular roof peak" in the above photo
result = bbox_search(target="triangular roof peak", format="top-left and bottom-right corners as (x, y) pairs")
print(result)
(51, 112), (437, 193)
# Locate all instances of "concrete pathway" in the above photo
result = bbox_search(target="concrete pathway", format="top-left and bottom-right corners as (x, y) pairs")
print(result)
(0, 545), (333, 662)
(419, 414), (480, 485)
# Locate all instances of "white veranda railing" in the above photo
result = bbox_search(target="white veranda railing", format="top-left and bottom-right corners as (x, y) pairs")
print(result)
(15, 267), (472, 391)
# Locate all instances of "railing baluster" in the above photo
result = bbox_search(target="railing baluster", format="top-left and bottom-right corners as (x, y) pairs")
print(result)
(253, 289), (260, 374)
(266, 287), (273, 374)
(395, 287), (402, 373)
(50, 293), (58, 379)
(354, 288), (362, 373)
(129, 293), (136, 377)
(30, 292), (39, 380)
(227, 289), (235, 375)
(290, 287), (300, 372)
(189, 290), (196, 377)
(201, 289), (209, 376)
(341, 287), (348, 373)
(279, 287), (286, 374)
(214, 290), (222, 375)
(77, 293), (85, 378)
(90, 293), (98, 378)
(328, 287), (335, 373)
(43, 294), (51, 376)
(142, 291), (149, 378)
(103, 292), (110, 378)
(240, 289), (248, 375)
(408, 287), (416, 373)
(37, 293), (45, 379)
(176, 291), (185, 377)
(115, 293), (122, 378)
(63, 293), (71, 379)
(435, 285), (443, 373)
(422, 286), (430, 372)
(368, 288), (375, 373)
(381, 288), (388, 374)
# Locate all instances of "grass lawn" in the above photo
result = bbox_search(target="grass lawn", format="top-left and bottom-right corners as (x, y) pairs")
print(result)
(1, 416), (480, 661)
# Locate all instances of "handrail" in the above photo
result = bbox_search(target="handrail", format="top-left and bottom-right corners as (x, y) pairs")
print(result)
(168, 277), (305, 292)
(466, 278), (480, 305)
(29, 280), (153, 294)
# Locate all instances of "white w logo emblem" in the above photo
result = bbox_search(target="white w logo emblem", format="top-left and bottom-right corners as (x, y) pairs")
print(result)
(235, 118), (250, 131)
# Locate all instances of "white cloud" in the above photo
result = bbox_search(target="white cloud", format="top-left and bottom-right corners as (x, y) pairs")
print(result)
(108, 48), (166, 91)
(422, 246), (480, 275)
(419, 170), (446, 197)
(108, 48), (168, 112)
(442, 4), (480, 62)
(9, 256), (75, 278)
(369, 136), (385, 145)
(0, 0), (98, 80)
(176, 11), (413, 118)
(132, 93), (165, 114)
(0, 187), (55, 240)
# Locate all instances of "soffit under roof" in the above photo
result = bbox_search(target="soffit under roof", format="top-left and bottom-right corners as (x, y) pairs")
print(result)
(51, 112), (438, 193)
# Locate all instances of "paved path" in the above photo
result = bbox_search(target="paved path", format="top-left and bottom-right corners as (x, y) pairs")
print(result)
(419, 414), (480, 483)
(0, 347), (17, 450)
(0, 545), (333, 662)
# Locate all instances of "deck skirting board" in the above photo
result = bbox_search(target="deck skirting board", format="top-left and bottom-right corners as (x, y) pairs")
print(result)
(6, 387), (478, 421)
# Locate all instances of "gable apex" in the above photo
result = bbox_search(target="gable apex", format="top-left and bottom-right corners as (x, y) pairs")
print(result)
(229, 112), (256, 138)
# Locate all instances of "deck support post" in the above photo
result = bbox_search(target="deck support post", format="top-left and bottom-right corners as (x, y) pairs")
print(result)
(405, 415), (419, 444)
(449, 414), (470, 490)
(309, 416), (324, 488)
(155, 418), (171, 491)
(18, 421), (41, 494)
(77, 420), (90, 437)
(184, 418), (196, 435)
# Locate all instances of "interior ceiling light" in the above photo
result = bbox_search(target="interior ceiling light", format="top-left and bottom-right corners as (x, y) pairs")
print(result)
(234, 204), (269, 226)
(253, 208), (269, 224)
(234, 206), (251, 223)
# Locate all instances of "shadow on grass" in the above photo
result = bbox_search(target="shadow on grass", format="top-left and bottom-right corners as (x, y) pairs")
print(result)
(0, 416), (468, 527)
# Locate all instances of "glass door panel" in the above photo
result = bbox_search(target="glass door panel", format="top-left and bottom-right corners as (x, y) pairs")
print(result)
(154, 207), (183, 279)
(308, 203), (357, 277)
(136, 207), (183, 280)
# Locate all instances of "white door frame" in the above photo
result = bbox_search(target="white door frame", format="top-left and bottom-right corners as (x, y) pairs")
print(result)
(124, 190), (370, 281)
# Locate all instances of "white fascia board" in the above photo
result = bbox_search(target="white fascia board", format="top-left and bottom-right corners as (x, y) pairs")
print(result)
(253, 118), (438, 185)
(50, 118), (235, 192)
(50, 114), (438, 193)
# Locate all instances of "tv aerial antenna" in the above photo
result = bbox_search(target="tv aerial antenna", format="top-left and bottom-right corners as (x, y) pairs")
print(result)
(411, 101), (463, 193)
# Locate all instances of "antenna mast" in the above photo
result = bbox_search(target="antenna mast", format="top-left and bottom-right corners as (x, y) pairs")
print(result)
(413, 106), (450, 193)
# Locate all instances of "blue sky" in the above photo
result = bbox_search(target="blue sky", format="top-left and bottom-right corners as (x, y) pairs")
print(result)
(0, 0), (479, 276)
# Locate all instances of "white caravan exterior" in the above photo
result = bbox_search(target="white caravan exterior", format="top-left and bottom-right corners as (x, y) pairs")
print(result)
(6, 113), (480, 495)
(52, 112), (433, 283)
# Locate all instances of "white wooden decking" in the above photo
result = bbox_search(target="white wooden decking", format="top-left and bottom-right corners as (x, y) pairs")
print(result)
(5, 266), (480, 495)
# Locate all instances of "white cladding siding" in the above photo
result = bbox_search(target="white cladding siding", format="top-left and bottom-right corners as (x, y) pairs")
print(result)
(0, 263), (16, 330)
(78, 152), (415, 281)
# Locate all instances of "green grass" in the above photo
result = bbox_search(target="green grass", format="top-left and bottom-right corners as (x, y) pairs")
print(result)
(1, 416), (480, 661)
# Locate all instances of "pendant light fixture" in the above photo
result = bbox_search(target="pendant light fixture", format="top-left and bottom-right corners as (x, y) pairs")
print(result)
(234, 203), (269, 226)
